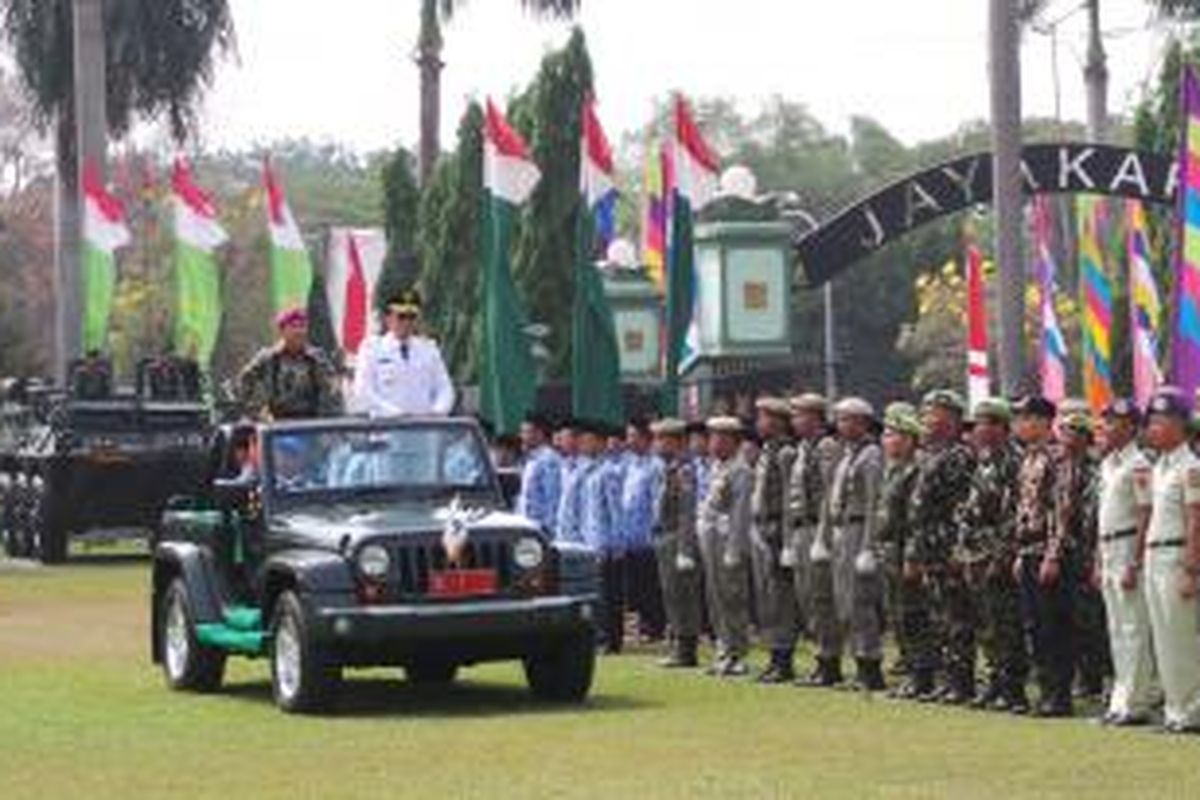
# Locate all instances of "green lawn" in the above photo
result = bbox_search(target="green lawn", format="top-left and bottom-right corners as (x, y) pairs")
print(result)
(2, 556), (1199, 800)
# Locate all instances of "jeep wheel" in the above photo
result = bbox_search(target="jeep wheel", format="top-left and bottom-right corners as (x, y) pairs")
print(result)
(270, 590), (341, 714)
(161, 578), (226, 692)
(405, 660), (459, 686)
(1, 482), (18, 558)
(523, 632), (595, 703)
(30, 480), (67, 565)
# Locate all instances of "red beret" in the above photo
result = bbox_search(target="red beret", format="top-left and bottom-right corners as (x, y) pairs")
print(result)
(275, 307), (308, 329)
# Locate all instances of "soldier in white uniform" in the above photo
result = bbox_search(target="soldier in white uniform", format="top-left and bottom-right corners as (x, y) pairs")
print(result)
(1139, 387), (1200, 734)
(353, 290), (455, 417)
(1095, 398), (1155, 726)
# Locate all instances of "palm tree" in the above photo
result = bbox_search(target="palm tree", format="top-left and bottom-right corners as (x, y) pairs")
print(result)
(1, 0), (233, 372)
(416, 0), (580, 185)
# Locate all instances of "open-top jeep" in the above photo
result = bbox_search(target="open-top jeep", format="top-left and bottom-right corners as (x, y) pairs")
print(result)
(151, 417), (599, 713)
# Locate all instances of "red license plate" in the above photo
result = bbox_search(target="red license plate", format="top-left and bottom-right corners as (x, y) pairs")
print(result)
(428, 569), (498, 598)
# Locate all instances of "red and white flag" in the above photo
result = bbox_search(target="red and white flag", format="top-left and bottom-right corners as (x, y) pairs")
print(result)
(965, 245), (990, 410)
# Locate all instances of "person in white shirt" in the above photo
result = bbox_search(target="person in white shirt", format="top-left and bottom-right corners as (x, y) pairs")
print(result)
(1095, 398), (1155, 727)
(1138, 387), (1200, 734)
(353, 290), (455, 417)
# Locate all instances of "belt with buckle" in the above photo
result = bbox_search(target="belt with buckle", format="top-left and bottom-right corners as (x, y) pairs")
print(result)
(1148, 538), (1186, 549)
(1100, 528), (1136, 544)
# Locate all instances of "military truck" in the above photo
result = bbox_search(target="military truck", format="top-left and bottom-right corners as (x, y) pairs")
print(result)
(151, 417), (599, 713)
(0, 359), (212, 563)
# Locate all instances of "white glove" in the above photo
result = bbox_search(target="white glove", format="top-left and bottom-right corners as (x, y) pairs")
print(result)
(723, 550), (742, 569)
(810, 536), (831, 563)
(780, 546), (798, 568)
(675, 553), (697, 572)
(855, 549), (878, 576)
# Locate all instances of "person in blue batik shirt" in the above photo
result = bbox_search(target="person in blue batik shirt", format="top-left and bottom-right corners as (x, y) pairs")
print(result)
(622, 417), (666, 641)
(577, 420), (627, 653)
(516, 412), (562, 536)
(555, 418), (585, 541)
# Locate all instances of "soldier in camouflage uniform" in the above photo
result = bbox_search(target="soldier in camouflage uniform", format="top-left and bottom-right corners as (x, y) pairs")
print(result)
(651, 418), (702, 668)
(1056, 407), (1108, 701)
(750, 397), (799, 683)
(956, 397), (1027, 712)
(698, 416), (753, 677)
(819, 397), (885, 690)
(876, 402), (922, 691)
(1013, 395), (1073, 717)
(786, 392), (842, 646)
(902, 390), (976, 701)
(237, 307), (342, 420)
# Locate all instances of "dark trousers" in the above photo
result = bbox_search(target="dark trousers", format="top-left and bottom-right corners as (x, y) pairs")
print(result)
(599, 553), (626, 653)
(626, 547), (665, 638)
(1018, 554), (1076, 704)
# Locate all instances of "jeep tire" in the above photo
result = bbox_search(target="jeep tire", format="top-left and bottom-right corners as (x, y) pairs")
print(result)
(523, 631), (595, 703)
(161, 578), (226, 692)
(31, 480), (68, 565)
(270, 590), (341, 713)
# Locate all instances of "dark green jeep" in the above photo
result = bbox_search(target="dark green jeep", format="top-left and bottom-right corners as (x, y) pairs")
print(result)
(151, 417), (599, 713)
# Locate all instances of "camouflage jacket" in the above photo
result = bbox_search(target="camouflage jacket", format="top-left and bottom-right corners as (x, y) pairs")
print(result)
(905, 440), (976, 564)
(1054, 450), (1099, 562)
(956, 442), (1021, 564)
(237, 344), (343, 421)
(876, 456), (919, 553)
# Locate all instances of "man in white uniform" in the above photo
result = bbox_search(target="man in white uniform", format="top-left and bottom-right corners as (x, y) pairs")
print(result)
(353, 290), (454, 417)
(1095, 398), (1155, 726)
(1138, 387), (1200, 734)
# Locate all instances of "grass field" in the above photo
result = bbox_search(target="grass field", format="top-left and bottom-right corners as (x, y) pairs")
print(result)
(3, 555), (1200, 800)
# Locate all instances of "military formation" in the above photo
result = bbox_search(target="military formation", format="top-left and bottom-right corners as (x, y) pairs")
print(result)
(521, 387), (1200, 734)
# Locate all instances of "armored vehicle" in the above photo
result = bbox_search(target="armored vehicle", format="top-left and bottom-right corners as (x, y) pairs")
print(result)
(150, 417), (599, 714)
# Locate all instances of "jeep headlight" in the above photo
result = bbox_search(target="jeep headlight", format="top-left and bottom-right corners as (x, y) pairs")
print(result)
(513, 537), (544, 570)
(357, 544), (391, 580)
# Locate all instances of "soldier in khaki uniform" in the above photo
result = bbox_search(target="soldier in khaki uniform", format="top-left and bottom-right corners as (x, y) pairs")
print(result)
(876, 402), (922, 690)
(750, 397), (799, 683)
(820, 397), (885, 690)
(786, 393), (842, 645)
(1095, 399), (1155, 726)
(651, 419), (702, 668)
(698, 416), (753, 677)
(237, 307), (342, 420)
(1138, 387), (1200, 733)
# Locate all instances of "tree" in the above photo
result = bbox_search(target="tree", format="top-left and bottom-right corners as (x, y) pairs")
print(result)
(0, 63), (47, 198)
(376, 146), (421, 312)
(415, 0), (580, 185)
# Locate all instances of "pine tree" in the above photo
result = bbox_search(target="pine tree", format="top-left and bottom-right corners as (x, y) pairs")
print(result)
(376, 146), (421, 313)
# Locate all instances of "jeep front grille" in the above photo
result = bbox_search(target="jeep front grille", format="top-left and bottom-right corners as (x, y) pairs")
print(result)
(391, 535), (515, 597)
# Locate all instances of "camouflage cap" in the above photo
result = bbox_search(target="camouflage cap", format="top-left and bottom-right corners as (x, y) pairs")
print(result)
(1059, 410), (1093, 434)
(789, 392), (828, 415)
(650, 417), (688, 437)
(706, 416), (744, 435)
(971, 396), (1012, 423)
(834, 396), (875, 419)
(755, 396), (792, 418)
(883, 402), (923, 437)
(921, 389), (966, 415)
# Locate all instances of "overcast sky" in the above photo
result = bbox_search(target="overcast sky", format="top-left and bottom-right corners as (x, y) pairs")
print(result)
(200, 0), (1179, 154)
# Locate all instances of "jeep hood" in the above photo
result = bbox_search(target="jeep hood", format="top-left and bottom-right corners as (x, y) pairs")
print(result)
(271, 500), (539, 548)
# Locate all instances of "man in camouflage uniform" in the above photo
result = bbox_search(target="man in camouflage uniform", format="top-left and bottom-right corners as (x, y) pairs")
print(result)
(1013, 395), (1074, 717)
(698, 416), (753, 677)
(903, 390), (976, 701)
(237, 307), (342, 420)
(956, 397), (1026, 712)
(819, 397), (885, 690)
(750, 397), (799, 683)
(651, 419), (702, 668)
(1056, 406), (1108, 701)
(786, 392), (842, 646)
(876, 402), (922, 691)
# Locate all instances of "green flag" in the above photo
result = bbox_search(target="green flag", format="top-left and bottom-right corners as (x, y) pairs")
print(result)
(478, 100), (542, 435)
(171, 158), (228, 365)
(81, 163), (130, 352)
(264, 160), (314, 314)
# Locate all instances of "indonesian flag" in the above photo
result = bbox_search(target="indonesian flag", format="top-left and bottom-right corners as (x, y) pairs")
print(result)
(343, 232), (368, 355)
(171, 157), (228, 365)
(965, 245), (990, 410)
(263, 159), (314, 315)
(81, 160), (130, 352)
(664, 94), (719, 408)
(580, 96), (618, 256)
(479, 99), (541, 435)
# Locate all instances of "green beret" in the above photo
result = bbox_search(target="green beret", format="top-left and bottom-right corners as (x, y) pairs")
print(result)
(972, 396), (1012, 423)
(883, 402), (923, 437)
(922, 389), (966, 415)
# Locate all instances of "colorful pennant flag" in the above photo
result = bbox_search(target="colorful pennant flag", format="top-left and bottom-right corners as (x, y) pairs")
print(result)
(1032, 196), (1067, 403)
(1077, 195), (1114, 413)
(1172, 66), (1200, 400)
(263, 158), (315, 316)
(1127, 200), (1163, 407)
(479, 99), (542, 435)
(662, 94), (719, 413)
(171, 157), (228, 366)
(641, 143), (671, 293)
(965, 244), (990, 410)
(572, 96), (624, 427)
(81, 160), (131, 353)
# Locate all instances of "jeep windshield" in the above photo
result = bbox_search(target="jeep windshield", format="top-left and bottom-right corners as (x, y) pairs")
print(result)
(266, 424), (494, 501)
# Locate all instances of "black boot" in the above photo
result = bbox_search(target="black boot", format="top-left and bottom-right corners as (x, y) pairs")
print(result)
(909, 668), (937, 701)
(756, 649), (796, 684)
(970, 681), (1003, 710)
(800, 656), (841, 687)
(940, 672), (976, 706)
(659, 636), (699, 668)
(855, 658), (886, 691)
